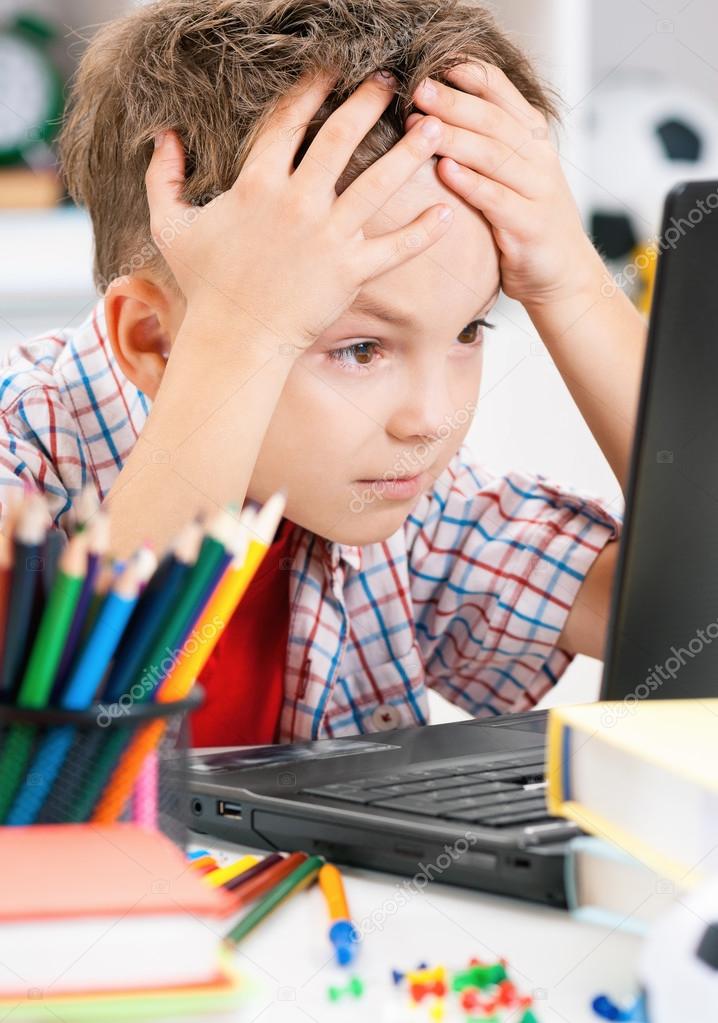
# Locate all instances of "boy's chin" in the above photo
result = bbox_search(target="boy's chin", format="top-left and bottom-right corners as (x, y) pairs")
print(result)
(319, 499), (423, 548)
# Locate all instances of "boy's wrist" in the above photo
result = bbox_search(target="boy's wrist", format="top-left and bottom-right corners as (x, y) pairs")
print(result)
(522, 244), (609, 319)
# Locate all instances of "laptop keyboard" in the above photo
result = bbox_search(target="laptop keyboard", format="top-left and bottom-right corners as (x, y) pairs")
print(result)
(299, 749), (558, 828)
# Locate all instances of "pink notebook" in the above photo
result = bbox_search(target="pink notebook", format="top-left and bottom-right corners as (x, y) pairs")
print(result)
(0, 823), (237, 995)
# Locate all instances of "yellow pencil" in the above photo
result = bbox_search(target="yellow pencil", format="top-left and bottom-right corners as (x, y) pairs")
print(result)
(203, 855), (259, 888)
(157, 489), (287, 703)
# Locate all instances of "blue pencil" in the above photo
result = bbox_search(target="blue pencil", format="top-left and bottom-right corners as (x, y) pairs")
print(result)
(100, 519), (204, 703)
(5, 547), (157, 826)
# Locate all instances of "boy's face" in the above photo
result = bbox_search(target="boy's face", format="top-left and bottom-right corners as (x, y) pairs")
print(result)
(247, 158), (500, 545)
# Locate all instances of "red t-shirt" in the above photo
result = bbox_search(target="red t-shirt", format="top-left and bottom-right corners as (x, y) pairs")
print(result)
(189, 517), (295, 748)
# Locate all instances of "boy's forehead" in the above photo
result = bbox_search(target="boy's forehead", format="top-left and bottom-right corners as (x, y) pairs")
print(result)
(358, 159), (500, 321)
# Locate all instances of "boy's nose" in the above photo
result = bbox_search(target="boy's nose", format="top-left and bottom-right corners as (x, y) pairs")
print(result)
(385, 370), (454, 446)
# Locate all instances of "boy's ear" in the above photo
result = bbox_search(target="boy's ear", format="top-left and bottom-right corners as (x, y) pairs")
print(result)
(104, 276), (182, 399)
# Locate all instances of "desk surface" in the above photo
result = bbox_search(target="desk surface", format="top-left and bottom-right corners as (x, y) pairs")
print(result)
(188, 833), (641, 1023)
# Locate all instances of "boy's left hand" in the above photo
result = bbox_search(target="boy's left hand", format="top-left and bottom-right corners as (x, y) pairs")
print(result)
(406, 62), (604, 309)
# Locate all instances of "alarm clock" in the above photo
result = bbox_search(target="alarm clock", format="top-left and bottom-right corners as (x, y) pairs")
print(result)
(0, 13), (64, 166)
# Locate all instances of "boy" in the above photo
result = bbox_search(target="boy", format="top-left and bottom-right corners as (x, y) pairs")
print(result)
(0, 0), (645, 745)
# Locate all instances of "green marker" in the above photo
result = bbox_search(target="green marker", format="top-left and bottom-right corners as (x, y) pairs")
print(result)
(224, 855), (325, 945)
(0, 532), (88, 821)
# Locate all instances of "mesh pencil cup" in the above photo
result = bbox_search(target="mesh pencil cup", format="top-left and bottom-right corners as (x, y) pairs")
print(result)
(0, 686), (203, 850)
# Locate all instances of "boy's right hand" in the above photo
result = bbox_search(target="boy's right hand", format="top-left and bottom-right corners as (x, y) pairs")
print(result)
(145, 70), (452, 350)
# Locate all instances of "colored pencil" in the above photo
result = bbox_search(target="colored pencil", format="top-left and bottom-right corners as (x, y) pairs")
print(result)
(223, 852), (284, 892)
(37, 523), (202, 825)
(0, 491), (289, 829)
(227, 852), (308, 908)
(101, 519), (204, 702)
(0, 492), (49, 696)
(51, 508), (110, 700)
(0, 532), (13, 667)
(0, 531), (88, 821)
(159, 492), (286, 703)
(223, 855), (324, 945)
(131, 749), (159, 829)
(203, 855), (259, 888)
(5, 548), (157, 826)
(90, 499), (283, 824)
(41, 527), (67, 598)
(81, 506), (244, 823)
(71, 484), (100, 533)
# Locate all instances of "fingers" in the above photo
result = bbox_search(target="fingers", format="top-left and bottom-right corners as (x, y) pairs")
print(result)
(404, 115), (538, 197)
(435, 163), (533, 236)
(443, 61), (546, 127)
(412, 75), (537, 152)
(145, 130), (188, 245)
(360, 203), (453, 281)
(333, 114), (445, 236)
(241, 70), (339, 183)
(291, 70), (399, 192)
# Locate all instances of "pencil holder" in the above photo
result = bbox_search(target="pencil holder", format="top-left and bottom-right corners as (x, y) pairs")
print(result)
(0, 686), (204, 850)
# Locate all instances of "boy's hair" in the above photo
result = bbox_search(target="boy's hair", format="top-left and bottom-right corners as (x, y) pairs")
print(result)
(59, 0), (558, 295)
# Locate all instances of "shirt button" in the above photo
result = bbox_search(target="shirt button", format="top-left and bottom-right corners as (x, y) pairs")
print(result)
(371, 704), (402, 731)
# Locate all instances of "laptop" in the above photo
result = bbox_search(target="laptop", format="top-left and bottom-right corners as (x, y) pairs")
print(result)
(185, 180), (718, 907)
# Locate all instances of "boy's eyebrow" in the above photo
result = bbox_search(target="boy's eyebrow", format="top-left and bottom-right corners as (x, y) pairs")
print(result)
(348, 286), (501, 328)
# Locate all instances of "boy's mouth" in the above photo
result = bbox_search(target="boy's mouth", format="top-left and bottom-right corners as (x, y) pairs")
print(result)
(354, 472), (426, 501)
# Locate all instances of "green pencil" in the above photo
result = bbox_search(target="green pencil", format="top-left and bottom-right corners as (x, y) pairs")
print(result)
(223, 855), (325, 945)
(0, 532), (88, 821)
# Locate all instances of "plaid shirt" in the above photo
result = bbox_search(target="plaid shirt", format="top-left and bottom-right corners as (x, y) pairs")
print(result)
(0, 298), (622, 741)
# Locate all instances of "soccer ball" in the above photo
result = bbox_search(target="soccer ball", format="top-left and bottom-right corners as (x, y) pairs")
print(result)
(586, 72), (718, 263)
(639, 874), (718, 1023)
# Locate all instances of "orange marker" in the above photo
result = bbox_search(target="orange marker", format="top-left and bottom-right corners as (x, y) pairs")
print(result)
(318, 863), (359, 966)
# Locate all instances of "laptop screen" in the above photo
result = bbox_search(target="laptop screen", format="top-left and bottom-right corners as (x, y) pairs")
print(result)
(601, 180), (718, 701)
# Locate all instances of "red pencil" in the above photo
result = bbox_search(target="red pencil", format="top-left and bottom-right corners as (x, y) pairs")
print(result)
(228, 852), (307, 907)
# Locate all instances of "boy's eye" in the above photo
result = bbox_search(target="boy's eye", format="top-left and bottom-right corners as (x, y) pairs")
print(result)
(456, 318), (495, 345)
(328, 341), (379, 369)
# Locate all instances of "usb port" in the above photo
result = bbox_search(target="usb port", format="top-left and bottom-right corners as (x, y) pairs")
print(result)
(217, 800), (242, 820)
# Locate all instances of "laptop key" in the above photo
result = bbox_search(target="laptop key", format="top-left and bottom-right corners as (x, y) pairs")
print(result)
(446, 794), (547, 822)
(403, 766), (465, 780)
(370, 797), (448, 816)
(479, 805), (554, 827)
(375, 781), (519, 805)
(301, 786), (398, 804)
(440, 790), (548, 819)
(348, 774), (406, 787)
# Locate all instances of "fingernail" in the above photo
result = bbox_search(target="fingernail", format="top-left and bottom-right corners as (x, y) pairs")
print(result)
(439, 206), (453, 222)
(153, 132), (166, 149)
(372, 69), (396, 87)
(421, 117), (441, 138)
(420, 78), (437, 97)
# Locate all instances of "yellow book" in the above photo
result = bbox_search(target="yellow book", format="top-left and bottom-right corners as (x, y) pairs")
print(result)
(546, 699), (718, 885)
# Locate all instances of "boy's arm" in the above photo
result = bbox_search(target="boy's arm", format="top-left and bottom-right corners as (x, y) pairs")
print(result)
(408, 61), (648, 658)
(523, 263), (646, 491)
